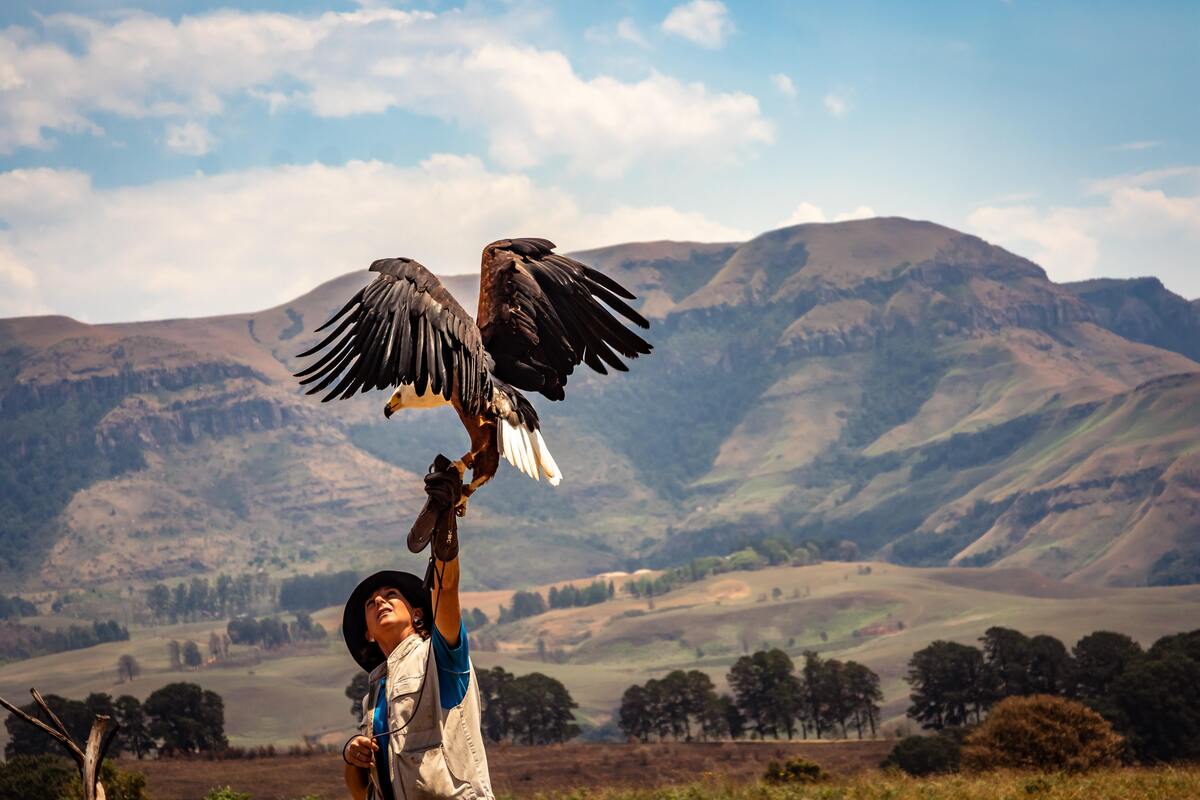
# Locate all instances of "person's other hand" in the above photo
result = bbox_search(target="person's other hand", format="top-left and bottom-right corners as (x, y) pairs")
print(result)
(344, 734), (378, 768)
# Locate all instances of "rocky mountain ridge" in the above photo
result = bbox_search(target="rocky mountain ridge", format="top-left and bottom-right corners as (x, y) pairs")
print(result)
(1, 218), (1197, 591)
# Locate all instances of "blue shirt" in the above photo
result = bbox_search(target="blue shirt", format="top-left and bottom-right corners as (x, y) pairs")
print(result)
(431, 621), (471, 710)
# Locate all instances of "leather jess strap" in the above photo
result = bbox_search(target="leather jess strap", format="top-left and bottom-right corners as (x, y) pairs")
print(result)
(408, 454), (463, 562)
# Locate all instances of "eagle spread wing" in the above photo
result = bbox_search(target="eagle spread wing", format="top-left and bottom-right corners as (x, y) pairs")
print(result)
(477, 238), (652, 401)
(294, 258), (492, 413)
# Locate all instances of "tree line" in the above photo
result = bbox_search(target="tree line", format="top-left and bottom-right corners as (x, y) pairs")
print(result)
(0, 618), (128, 662)
(905, 626), (1200, 762)
(278, 570), (359, 613)
(145, 573), (274, 623)
(618, 649), (882, 742)
(4, 683), (225, 759)
(226, 611), (326, 650)
(548, 580), (614, 609)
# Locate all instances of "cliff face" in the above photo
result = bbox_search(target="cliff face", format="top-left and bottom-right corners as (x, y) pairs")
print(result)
(2, 217), (1198, 590)
(1065, 276), (1200, 363)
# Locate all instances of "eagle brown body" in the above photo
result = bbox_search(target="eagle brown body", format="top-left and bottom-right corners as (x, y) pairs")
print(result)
(295, 238), (651, 511)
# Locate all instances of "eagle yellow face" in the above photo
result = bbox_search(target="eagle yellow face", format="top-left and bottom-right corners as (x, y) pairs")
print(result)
(384, 384), (450, 418)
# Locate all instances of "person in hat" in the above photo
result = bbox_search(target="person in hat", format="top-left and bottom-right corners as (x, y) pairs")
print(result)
(341, 465), (494, 800)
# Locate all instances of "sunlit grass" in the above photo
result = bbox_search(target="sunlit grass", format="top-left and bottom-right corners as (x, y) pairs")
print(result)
(508, 767), (1200, 800)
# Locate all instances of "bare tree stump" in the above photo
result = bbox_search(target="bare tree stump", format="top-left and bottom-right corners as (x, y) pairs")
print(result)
(0, 687), (118, 800)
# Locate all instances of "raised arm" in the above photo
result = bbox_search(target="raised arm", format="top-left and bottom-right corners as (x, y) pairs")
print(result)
(433, 555), (461, 647)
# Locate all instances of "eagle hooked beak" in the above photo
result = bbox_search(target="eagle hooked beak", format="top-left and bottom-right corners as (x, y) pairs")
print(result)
(384, 392), (402, 419)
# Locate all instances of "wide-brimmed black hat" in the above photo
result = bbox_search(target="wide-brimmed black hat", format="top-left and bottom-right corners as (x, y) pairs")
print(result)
(342, 570), (432, 672)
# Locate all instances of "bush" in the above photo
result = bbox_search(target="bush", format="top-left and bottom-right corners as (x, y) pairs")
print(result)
(63, 762), (149, 800)
(203, 788), (252, 800)
(962, 695), (1124, 772)
(0, 756), (147, 800)
(0, 754), (76, 800)
(763, 757), (825, 784)
(881, 733), (962, 776)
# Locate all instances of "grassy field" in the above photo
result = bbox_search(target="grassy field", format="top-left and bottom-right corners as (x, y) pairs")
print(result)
(117, 740), (895, 799)
(3, 562), (1198, 750)
(521, 767), (1200, 800)
(112, 747), (1200, 800)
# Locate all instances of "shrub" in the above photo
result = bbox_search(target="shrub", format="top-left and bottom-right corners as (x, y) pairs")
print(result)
(0, 756), (147, 800)
(962, 695), (1124, 772)
(203, 788), (252, 800)
(63, 762), (149, 800)
(763, 757), (825, 784)
(881, 733), (962, 776)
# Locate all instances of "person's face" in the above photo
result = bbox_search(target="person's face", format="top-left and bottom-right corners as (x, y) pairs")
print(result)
(364, 585), (416, 645)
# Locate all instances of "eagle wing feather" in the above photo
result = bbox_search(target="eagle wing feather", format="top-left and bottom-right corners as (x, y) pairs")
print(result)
(477, 238), (652, 401)
(294, 257), (491, 413)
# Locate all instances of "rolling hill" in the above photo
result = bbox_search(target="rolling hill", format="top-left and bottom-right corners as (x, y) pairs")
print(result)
(1, 217), (1198, 594)
(1, 561), (1196, 748)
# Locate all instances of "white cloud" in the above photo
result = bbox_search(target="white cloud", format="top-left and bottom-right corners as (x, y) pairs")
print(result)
(967, 166), (1200, 296)
(778, 202), (876, 227)
(823, 91), (851, 118)
(771, 73), (796, 98)
(1111, 140), (1161, 151)
(0, 8), (770, 176)
(0, 159), (749, 322)
(833, 205), (875, 222)
(661, 1), (734, 49)
(780, 202), (826, 225)
(164, 121), (215, 155)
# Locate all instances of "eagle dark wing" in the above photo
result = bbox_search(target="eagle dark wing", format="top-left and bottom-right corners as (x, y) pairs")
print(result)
(294, 257), (491, 413)
(476, 238), (652, 401)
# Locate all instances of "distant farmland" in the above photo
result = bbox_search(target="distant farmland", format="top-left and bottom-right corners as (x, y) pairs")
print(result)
(2, 561), (1197, 752)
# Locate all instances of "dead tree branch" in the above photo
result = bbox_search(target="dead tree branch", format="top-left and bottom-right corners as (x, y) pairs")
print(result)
(0, 687), (117, 800)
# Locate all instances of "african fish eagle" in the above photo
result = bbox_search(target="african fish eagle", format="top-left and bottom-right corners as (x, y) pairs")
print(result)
(294, 238), (652, 513)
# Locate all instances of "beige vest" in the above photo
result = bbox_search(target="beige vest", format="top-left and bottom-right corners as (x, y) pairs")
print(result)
(359, 634), (494, 800)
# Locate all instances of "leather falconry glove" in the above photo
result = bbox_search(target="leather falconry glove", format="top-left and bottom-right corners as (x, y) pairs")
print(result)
(408, 454), (463, 562)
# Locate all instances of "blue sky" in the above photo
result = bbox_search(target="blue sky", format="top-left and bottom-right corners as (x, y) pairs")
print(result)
(0, 0), (1196, 322)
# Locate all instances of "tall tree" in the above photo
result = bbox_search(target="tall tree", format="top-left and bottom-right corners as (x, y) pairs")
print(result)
(167, 640), (181, 671)
(182, 640), (203, 668)
(1072, 631), (1142, 702)
(728, 654), (771, 738)
(505, 673), (578, 745)
(146, 584), (171, 622)
(116, 654), (140, 683)
(144, 682), (227, 754)
(114, 695), (154, 759)
(618, 685), (653, 742)
(799, 651), (825, 739)
(906, 640), (988, 729)
(476, 666), (515, 742)
(980, 626), (1030, 700)
(1026, 634), (1073, 695)
(1109, 650), (1200, 762)
(844, 661), (882, 739)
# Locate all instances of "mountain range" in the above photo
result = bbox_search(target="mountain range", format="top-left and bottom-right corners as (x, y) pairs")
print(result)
(2, 217), (1197, 592)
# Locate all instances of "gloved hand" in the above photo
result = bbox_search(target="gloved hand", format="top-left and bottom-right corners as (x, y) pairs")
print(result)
(408, 454), (463, 561)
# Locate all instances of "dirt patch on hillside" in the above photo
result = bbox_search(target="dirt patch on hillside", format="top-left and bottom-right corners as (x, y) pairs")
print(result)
(117, 740), (893, 799)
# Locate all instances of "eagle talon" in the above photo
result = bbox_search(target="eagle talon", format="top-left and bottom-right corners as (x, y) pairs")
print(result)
(454, 493), (470, 518)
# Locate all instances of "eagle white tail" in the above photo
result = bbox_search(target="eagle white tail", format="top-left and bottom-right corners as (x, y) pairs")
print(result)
(498, 419), (562, 486)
